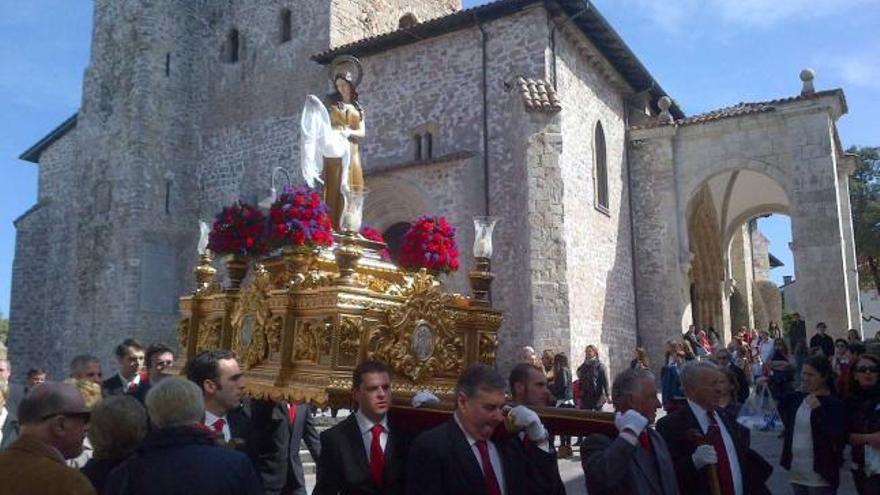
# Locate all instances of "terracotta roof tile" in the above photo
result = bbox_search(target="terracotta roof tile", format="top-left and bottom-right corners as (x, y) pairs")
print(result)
(517, 77), (561, 113)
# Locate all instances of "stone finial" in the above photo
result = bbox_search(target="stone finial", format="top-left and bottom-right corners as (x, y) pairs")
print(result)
(658, 96), (674, 124)
(800, 67), (816, 96)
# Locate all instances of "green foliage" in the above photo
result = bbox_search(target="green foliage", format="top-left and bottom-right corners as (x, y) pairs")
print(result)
(849, 146), (880, 293)
(0, 311), (8, 345)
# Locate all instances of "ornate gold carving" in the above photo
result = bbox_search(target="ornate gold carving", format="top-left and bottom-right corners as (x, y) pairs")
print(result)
(478, 332), (498, 365)
(337, 317), (363, 367)
(231, 265), (276, 369)
(289, 270), (333, 290)
(196, 319), (222, 353)
(177, 318), (190, 357)
(293, 317), (332, 363)
(359, 274), (405, 296)
(367, 279), (463, 383)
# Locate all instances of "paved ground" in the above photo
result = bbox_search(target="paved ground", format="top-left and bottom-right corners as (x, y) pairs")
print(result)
(302, 407), (859, 494)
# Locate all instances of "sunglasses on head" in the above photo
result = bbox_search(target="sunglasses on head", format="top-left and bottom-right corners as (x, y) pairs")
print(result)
(855, 366), (879, 374)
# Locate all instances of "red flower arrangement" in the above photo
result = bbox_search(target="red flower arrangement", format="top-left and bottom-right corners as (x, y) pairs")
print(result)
(360, 226), (391, 261)
(267, 185), (334, 250)
(207, 202), (266, 256)
(399, 216), (459, 273)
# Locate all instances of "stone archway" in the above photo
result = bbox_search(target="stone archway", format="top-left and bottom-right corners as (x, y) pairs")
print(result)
(363, 175), (433, 232)
(687, 186), (724, 332)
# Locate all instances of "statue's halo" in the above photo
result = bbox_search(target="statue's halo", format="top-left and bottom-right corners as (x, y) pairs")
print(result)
(328, 55), (363, 88)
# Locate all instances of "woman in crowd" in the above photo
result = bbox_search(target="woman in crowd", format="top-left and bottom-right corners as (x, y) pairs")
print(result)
(577, 345), (609, 411)
(81, 396), (149, 494)
(766, 337), (796, 402)
(769, 321), (782, 339)
(548, 353), (574, 458)
(849, 328), (864, 343)
(697, 328), (713, 355)
(846, 353), (880, 494)
(661, 339), (686, 411)
(629, 347), (650, 370)
(780, 356), (847, 494)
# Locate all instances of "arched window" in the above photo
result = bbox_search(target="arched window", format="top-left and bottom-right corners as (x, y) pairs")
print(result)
(383, 222), (412, 263)
(414, 134), (422, 161)
(594, 121), (609, 212)
(399, 13), (419, 29)
(424, 132), (433, 160)
(279, 9), (292, 43)
(226, 29), (240, 63)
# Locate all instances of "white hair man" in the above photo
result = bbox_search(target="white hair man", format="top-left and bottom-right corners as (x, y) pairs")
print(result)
(103, 377), (262, 494)
(583, 368), (679, 495)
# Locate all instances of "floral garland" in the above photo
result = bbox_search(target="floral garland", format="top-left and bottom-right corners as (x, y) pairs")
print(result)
(207, 202), (266, 256)
(267, 185), (334, 250)
(399, 215), (459, 273)
(360, 226), (391, 261)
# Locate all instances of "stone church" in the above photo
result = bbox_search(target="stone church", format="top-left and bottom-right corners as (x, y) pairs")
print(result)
(10, 0), (861, 379)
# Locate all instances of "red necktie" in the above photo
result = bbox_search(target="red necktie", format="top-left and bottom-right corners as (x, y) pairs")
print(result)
(369, 424), (385, 487)
(639, 431), (652, 452)
(127, 381), (137, 393)
(475, 440), (502, 495)
(707, 411), (735, 495)
(288, 403), (297, 425)
(212, 418), (226, 434)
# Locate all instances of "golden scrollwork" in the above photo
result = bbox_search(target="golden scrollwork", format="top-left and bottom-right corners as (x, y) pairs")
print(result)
(293, 318), (331, 363)
(367, 280), (463, 383)
(231, 265), (276, 369)
(289, 270), (333, 290)
(337, 317), (363, 367)
(177, 318), (190, 356)
(358, 274), (405, 296)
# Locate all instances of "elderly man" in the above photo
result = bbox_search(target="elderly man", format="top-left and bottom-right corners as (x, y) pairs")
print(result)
(0, 382), (96, 495)
(69, 355), (103, 385)
(583, 368), (679, 495)
(405, 364), (564, 495)
(656, 361), (770, 495)
(103, 377), (261, 495)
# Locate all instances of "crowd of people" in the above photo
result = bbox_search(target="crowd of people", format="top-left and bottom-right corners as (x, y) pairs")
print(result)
(0, 321), (876, 495)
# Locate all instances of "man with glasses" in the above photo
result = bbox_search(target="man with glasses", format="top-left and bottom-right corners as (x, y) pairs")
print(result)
(132, 343), (175, 404)
(712, 349), (749, 404)
(0, 382), (96, 494)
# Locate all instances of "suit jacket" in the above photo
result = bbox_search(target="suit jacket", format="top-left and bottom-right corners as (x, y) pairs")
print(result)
(404, 418), (564, 495)
(583, 428), (679, 495)
(314, 413), (406, 495)
(656, 403), (770, 495)
(0, 408), (19, 450)
(101, 374), (141, 397)
(727, 364), (750, 405)
(0, 434), (96, 495)
(779, 392), (847, 489)
(5, 383), (25, 417)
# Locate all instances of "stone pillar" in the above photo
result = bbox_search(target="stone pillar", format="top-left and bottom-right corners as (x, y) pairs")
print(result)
(837, 154), (862, 331)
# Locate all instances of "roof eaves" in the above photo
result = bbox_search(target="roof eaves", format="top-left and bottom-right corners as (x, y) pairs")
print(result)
(19, 113), (79, 164)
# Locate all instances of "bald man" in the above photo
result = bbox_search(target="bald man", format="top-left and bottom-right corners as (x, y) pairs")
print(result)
(0, 382), (96, 495)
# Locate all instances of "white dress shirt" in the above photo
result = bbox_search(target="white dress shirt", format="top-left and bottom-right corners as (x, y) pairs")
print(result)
(687, 400), (743, 495)
(0, 406), (7, 446)
(119, 372), (141, 392)
(354, 410), (388, 462)
(204, 409), (231, 442)
(789, 401), (830, 486)
(454, 412), (507, 495)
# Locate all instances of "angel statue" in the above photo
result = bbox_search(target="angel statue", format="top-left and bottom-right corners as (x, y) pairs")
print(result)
(300, 55), (366, 231)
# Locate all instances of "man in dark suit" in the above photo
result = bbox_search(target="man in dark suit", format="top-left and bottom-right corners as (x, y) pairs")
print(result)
(583, 367), (679, 495)
(185, 348), (283, 491)
(131, 343), (176, 404)
(260, 401), (322, 495)
(712, 349), (749, 404)
(101, 338), (145, 397)
(656, 361), (771, 495)
(314, 360), (405, 495)
(405, 364), (563, 495)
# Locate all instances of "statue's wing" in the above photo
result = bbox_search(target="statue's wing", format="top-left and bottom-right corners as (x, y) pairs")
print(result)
(300, 95), (331, 187)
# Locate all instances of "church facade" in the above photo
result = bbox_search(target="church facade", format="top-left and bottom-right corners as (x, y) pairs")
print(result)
(10, 0), (860, 379)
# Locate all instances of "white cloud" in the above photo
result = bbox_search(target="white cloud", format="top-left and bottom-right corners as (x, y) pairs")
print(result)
(828, 51), (880, 91)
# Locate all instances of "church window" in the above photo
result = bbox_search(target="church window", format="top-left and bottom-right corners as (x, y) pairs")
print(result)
(226, 29), (240, 63)
(280, 9), (292, 43)
(424, 132), (433, 159)
(414, 134), (422, 161)
(594, 121), (609, 213)
(383, 222), (412, 263)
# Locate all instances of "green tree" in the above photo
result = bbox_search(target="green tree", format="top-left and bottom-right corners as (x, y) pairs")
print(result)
(0, 311), (8, 345)
(849, 146), (880, 294)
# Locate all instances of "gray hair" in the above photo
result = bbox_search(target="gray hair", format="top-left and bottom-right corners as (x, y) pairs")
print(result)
(69, 354), (100, 375)
(611, 368), (655, 404)
(145, 377), (204, 428)
(679, 360), (720, 394)
(88, 396), (148, 460)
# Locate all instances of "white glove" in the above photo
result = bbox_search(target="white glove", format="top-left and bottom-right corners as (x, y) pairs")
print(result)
(508, 405), (547, 442)
(692, 444), (718, 470)
(614, 410), (648, 436)
(411, 391), (440, 408)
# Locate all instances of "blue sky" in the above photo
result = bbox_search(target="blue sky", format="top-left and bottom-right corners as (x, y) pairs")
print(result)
(1, 1), (878, 315)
